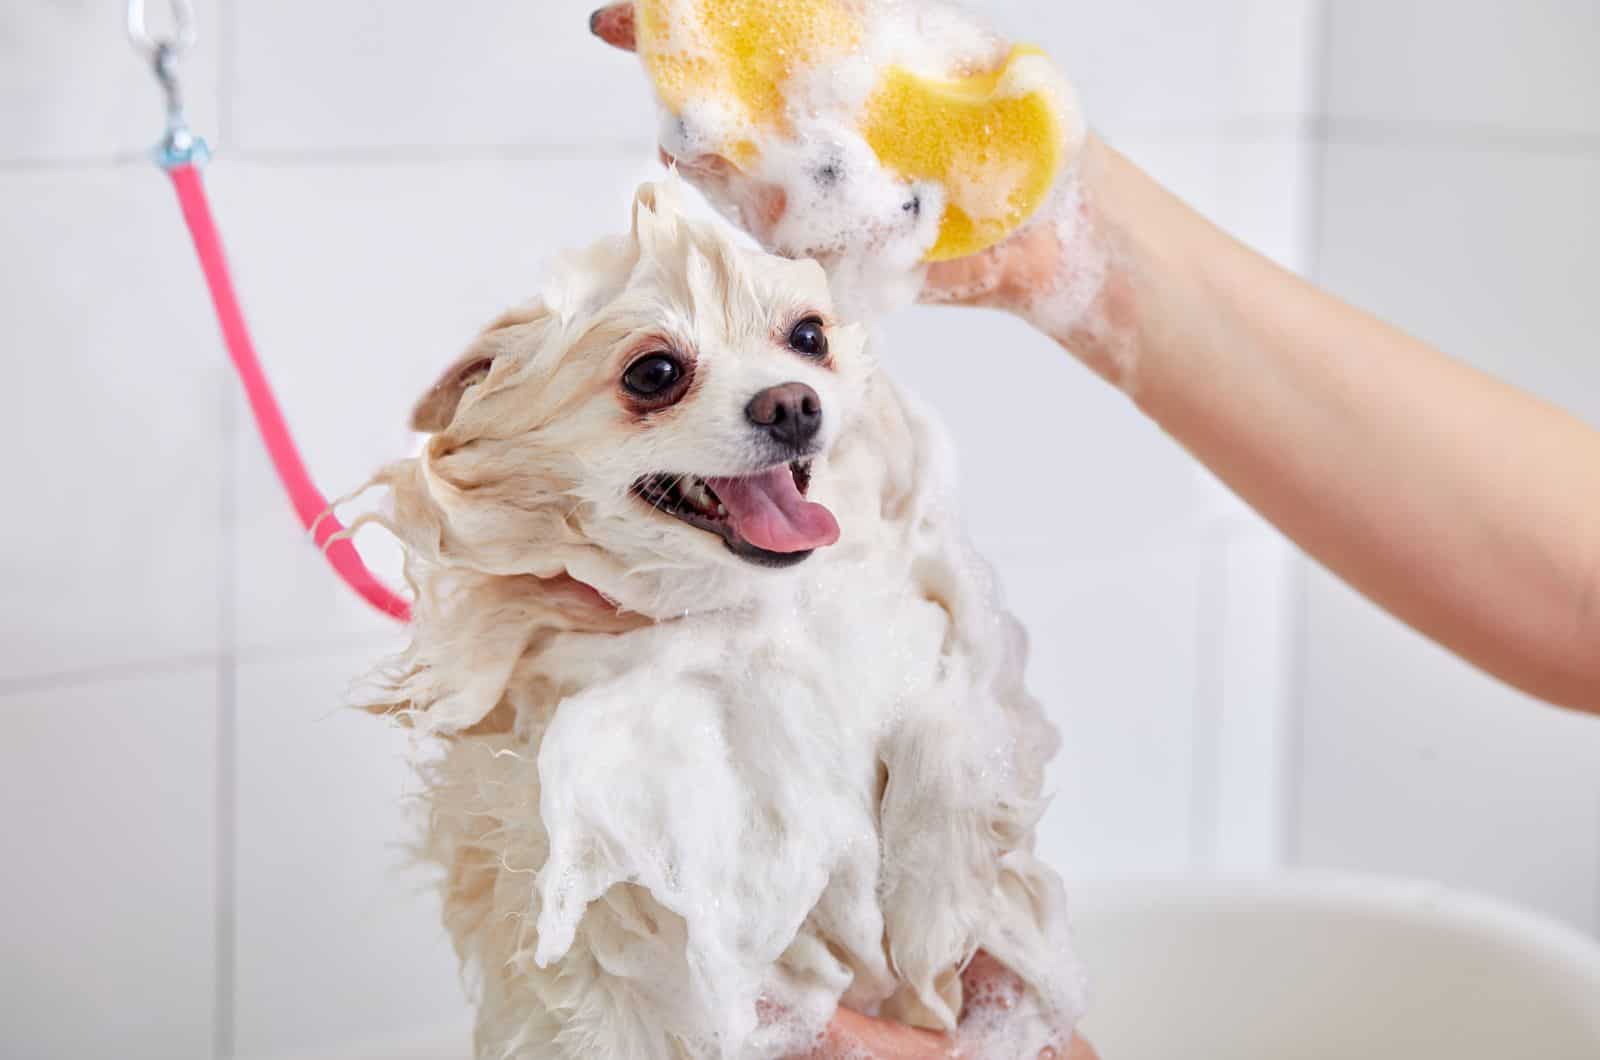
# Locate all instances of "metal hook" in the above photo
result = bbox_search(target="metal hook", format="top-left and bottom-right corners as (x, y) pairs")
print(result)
(127, 0), (197, 59)
(129, 0), (207, 168)
(152, 42), (183, 125)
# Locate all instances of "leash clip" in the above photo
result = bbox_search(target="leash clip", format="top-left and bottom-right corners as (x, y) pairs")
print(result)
(127, 0), (209, 168)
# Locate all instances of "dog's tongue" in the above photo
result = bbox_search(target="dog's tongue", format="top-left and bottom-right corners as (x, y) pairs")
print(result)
(708, 467), (840, 554)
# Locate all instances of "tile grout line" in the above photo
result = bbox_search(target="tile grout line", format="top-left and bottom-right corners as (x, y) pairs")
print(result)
(0, 633), (402, 698)
(228, 139), (660, 167)
(217, 0), (235, 152)
(1186, 2), (1256, 865)
(1188, 527), (1228, 870)
(0, 153), (155, 172)
(0, 633), (403, 700)
(213, 4), (239, 1051)
(0, 653), (220, 698)
(1280, 556), (1314, 867)
(1279, 0), (1338, 871)
(1318, 116), (1600, 159)
(1587, 787), (1600, 941)
(9, 117), (1600, 176)
(1303, 0), (1336, 291)
(0, 140), (658, 173)
(213, 328), (239, 1059)
(1272, 542), (1300, 869)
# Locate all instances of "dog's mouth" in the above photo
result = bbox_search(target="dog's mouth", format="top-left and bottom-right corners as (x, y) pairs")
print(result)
(632, 460), (840, 567)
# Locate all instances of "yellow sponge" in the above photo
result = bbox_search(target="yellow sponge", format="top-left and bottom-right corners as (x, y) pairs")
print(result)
(859, 45), (1068, 261)
(635, 0), (1071, 261)
(637, 0), (860, 168)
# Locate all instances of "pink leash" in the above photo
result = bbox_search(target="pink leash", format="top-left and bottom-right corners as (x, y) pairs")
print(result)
(135, 13), (408, 620)
(165, 162), (412, 623)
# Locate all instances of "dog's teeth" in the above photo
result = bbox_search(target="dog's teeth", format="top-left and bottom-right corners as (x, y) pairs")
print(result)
(685, 480), (715, 512)
(716, 504), (726, 517)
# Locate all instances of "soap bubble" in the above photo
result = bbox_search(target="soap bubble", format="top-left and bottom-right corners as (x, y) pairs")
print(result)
(637, 0), (1086, 320)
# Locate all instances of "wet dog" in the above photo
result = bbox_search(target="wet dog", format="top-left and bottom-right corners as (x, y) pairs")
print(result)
(365, 178), (1081, 1059)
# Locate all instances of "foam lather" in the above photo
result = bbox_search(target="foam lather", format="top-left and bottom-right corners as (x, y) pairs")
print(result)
(635, 0), (1077, 262)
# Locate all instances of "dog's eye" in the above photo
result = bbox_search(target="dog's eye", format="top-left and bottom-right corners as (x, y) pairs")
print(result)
(622, 354), (683, 398)
(788, 317), (828, 359)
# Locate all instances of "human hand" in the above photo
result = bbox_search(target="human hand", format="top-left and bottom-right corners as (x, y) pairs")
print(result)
(589, 2), (1097, 323)
(789, 950), (1095, 1060)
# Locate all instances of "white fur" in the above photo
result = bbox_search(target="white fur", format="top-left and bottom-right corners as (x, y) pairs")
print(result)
(365, 178), (1084, 1059)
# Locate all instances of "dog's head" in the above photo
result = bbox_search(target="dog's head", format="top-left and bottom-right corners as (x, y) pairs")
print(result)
(405, 178), (872, 615)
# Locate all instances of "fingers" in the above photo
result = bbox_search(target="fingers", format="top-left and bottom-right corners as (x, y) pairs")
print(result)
(662, 150), (790, 242)
(921, 224), (1064, 310)
(958, 951), (1090, 1060)
(1037, 1036), (1099, 1060)
(799, 1007), (952, 1060)
(666, 150), (735, 179)
(958, 949), (1028, 1020)
(922, 247), (1011, 307)
(797, 986), (1092, 1060)
(1064, 1036), (1100, 1060)
(590, 3), (637, 51)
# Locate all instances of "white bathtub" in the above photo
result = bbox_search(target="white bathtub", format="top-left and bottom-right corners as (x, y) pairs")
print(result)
(327, 873), (1600, 1059)
(1070, 874), (1600, 1060)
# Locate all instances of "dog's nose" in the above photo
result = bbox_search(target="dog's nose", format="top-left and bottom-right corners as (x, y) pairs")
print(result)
(746, 382), (822, 450)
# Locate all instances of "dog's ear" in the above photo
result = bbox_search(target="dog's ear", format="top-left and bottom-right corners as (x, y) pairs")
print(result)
(631, 177), (688, 252)
(411, 349), (495, 433)
(411, 303), (547, 434)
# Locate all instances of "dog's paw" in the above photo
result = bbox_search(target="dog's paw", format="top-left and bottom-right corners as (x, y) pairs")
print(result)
(952, 951), (1064, 1060)
(881, 871), (981, 1030)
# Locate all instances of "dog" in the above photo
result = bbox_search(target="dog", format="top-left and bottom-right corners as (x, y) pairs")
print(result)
(363, 178), (1082, 1059)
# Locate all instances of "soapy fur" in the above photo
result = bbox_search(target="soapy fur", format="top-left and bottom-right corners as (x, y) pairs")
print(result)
(649, 0), (1090, 321)
(364, 179), (1083, 1058)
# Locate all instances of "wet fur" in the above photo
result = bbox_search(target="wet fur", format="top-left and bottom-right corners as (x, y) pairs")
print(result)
(364, 179), (1082, 1058)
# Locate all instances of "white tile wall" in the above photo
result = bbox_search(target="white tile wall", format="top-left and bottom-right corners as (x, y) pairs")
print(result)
(1032, 541), (1206, 876)
(881, 305), (1212, 565)
(1218, 136), (1318, 272)
(0, 168), (224, 684)
(879, 301), (1225, 879)
(993, 0), (1321, 136)
(1326, 0), (1600, 139)
(1205, 518), (1298, 871)
(210, 156), (661, 650)
(1297, 568), (1600, 934)
(0, 0), (223, 163)
(232, 653), (469, 1059)
(1233, 0), (1323, 123)
(32, 0), (1600, 1055)
(219, 0), (1325, 156)
(228, 0), (657, 155)
(1313, 141), (1600, 423)
(0, 667), (219, 1060)
(1294, 6), (1600, 936)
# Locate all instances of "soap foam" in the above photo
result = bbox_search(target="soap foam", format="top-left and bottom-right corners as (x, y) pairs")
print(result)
(381, 132), (1091, 1058)
(393, 367), (1088, 1057)
(641, 0), (1087, 319)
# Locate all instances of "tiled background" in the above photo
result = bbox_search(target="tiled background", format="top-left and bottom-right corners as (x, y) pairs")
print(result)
(2, 1), (1597, 1057)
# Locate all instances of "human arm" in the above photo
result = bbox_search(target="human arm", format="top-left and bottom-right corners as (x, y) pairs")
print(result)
(962, 134), (1600, 716)
(591, 1), (1600, 715)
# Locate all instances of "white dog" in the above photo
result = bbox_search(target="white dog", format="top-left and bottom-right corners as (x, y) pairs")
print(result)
(363, 179), (1082, 1059)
